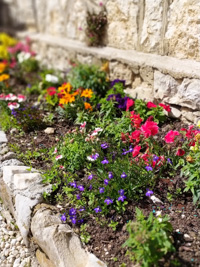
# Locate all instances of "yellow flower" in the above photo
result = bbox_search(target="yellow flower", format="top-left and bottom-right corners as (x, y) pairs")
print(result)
(0, 74), (9, 82)
(195, 133), (200, 141)
(81, 89), (93, 98)
(0, 62), (6, 73)
(197, 120), (200, 129)
(186, 155), (194, 163)
(84, 102), (92, 111)
(58, 82), (72, 93)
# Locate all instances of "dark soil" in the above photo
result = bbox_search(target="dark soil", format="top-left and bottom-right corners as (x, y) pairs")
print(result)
(4, 75), (200, 267)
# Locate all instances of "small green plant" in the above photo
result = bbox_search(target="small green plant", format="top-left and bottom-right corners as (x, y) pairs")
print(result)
(108, 220), (119, 231)
(85, 7), (107, 46)
(123, 208), (175, 267)
(80, 224), (91, 244)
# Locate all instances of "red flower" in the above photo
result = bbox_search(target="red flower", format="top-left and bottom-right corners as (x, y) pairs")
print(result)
(130, 112), (143, 128)
(159, 103), (171, 112)
(132, 145), (141, 157)
(176, 149), (185, 156)
(126, 98), (134, 111)
(141, 121), (159, 138)
(47, 87), (57, 96)
(164, 130), (179, 143)
(130, 130), (141, 141)
(147, 102), (157, 108)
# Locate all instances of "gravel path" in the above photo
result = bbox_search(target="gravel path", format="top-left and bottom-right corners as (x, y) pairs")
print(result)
(0, 129), (40, 267)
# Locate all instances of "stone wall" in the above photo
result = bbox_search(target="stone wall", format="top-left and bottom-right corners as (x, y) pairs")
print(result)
(1, 0), (200, 60)
(1, 0), (200, 123)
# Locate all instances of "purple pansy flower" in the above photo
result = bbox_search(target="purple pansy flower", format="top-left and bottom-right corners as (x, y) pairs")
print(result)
(71, 217), (76, 224)
(121, 172), (127, 178)
(60, 213), (66, 222)
(145, 189), (153, 197)
(104, 198), (113, 205)
(101, 142), (109, 149)
(118, 189), (125, 196)
(69, 208), (76, 216)
(88, 174), (94, 180)
(78, 185), (84, 191)
(145, 165), (153, 171)
(108, 172), (113, 179)
(99, 187), (105, 194)
(118, 195), (127, 202)
(101, 159), (109, 164)
(104, 179), (109, 185)
(167, 158), (172, 164)
(69, 181), (77, 188)
(94, 206), (102, 213)
(76, 194), (81, 200)
(153, 155), (159, 162)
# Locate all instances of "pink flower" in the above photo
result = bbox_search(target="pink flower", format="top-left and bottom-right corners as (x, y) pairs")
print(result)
(53, 148), (57, 154)
(176, 149), (185, 156)
(159, 103), (171, 112)
(80, 121), (86, 128)
(5, 93), (17, 101)
(164, 130), (179, 143)
(126, 98), (134, 111)
(132, 145), (141, 157)
(141, 121), (159, 138)
(8, 102), (19, 109)
(0, 94), (5, 100)
(147, 102), (157, 109)
(17, 94), (26, 102)
(59, 165), (65, 169)
(99, 1), (103, 6)
(56, 155), (63, 160)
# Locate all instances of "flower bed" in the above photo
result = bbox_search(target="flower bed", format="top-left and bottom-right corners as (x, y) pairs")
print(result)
(0, 33), (200, 267)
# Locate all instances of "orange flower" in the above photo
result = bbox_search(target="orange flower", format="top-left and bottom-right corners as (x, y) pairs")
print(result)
(58, 82), (72, 93)
(84, 102), (92, 111)
(59, 93), (75, 105)
(0, 63), (6, 73)
(81, 89), (93, 98)
(0, 74), (9, 82)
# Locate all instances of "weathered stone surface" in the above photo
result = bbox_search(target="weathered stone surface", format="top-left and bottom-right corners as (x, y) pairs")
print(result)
(154, 71), (179, 102)
(165, 0), (200, 61)
(181, 107), (195, 123)
(140, 66), (154, 86)
(31, 207), (106, 267)
(0, 166), (51, 246)
(109, 62), (133, 85)
(140, 0), (164, 53)
(169, 107), (181, 119)
(1, 152), (16, 161)
(125, 83), (154, 102)
(106, 0), (139, 49)
(36, 249), (56, 267)
(44, 127), (55, 134)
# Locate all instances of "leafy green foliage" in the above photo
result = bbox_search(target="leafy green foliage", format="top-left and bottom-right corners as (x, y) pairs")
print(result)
(123, 208), (175, 267)
(68, 63), (109, 97)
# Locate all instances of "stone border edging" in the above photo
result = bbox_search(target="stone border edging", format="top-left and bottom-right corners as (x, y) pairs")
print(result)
(0, 129), (107, 267)
(16, 31), (200, 80)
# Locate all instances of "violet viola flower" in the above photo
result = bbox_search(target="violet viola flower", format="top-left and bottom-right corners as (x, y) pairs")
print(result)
(121, 172), (127, 178)
(69, 181), (77, 188)
(118, 195), (126, 202)
(167, 158), (172, 164)
(101, 142), (109, 149)
(78, 185), (84, 191)
(145, 165), (153, 171)
(89, 185), (93, 190)
(88, 174), (94, 180)
(76, 194), (81, 200)
(104, 179), (109, 185)
(101, 159), (109, 164)
(146, 189), (153, 197)
(108, 172), (113, 179)
(60, 213), (66, 222)
(104, 198), (113, 205)
(118, 189), (125, 196)
(69, 208), (76, 216)
(79, 207), (85, 212)
(78, 219), (84, 224)
(94, 206), (102, 213)
(153, 155), (159, 162)
(71, 217), (76, 224)
(99, 187), (105, 194)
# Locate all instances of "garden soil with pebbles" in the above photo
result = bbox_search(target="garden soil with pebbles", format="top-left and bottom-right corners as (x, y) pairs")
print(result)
(5, 118), (200, 267)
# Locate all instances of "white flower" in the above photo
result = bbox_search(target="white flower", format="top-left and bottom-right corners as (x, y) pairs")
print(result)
(17, 52), (31, 63)
(53, 148), (57, 154)
(17, 94), (26, 102)
(150, 195), (163, 204)
(87, 155), (95, 161)
(8, 102), (20, 109)
(5, 93), (17, 101)
(91, 128), (103, 136)
(56, 155), (63, 160)
(45, 74), (58, 83)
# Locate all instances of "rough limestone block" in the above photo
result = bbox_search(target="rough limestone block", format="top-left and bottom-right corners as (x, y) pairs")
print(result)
(0, 166), (52, 246)
(31, 207), (107, 267)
